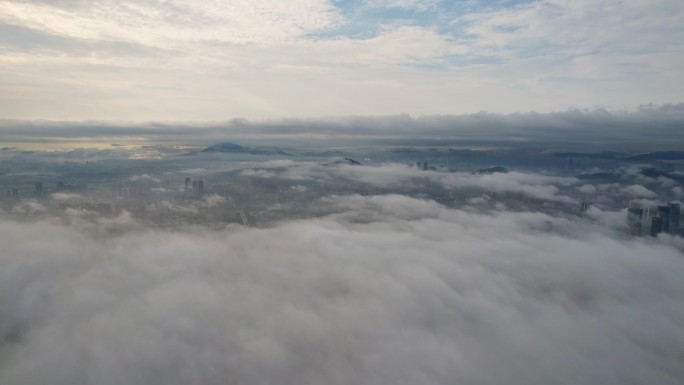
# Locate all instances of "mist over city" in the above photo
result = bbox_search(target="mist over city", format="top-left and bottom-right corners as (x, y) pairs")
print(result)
(1, 1), (684, 384)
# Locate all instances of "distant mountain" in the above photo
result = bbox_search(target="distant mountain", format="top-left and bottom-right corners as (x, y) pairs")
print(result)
(302, 151), (349, 157)
(474, 166), (508, 174)
(323, 157), (362, 166)
(577, 167), (684, 184)
(639, 168), (684, 183)
(576, 172), (619, 182)
(202, 142), (245, 152)
(199, 142), (291, 156)
(448, 149), (492, 158)
(628, 151), (684, 161)
(552, 151), (625, 159)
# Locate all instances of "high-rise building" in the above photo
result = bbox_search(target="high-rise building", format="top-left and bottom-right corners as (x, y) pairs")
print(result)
(657, 205), (671, 233)
(651, 217), (663, 237)
(56, 181), (65, 191)
(35, 182), (43, 195)
(95, 203), (112, 215)
(581, 201), (591, 217)
(197, 180), (204, 197)
(190, 179), (204, 197)
(185, 177), (191, 193)
(627, 207), (643, 236)
(114, 182), (130, 199)
(669, 203), (680, 235)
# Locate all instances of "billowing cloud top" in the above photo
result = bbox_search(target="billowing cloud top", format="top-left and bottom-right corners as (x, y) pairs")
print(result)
(0, 194), (683, 384)
(0, 0), (682, 120)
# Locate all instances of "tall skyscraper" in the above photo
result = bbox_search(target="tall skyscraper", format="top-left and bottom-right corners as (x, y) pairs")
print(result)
(669, 203), (680, 235)
(651, 217), (663, 237)
(185, 177), (191, 193)
(627, 207), (643, 236)
(581, 201), (591, 217)
(197, 180), (204, 197)
(190, 179), (204, 197)
(35, 182), (43, 195)
(657, 205), (671, 233)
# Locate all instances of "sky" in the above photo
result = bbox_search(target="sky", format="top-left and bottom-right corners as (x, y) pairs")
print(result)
(1, 0), (683, 121)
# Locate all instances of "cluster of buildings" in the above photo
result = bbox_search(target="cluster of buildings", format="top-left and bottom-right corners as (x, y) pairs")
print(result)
(628, 203), (681, 237)
(415, 161), (429, 171)
(5, 181), (70, 198)
(4, 174), (684, 239)
(184, 177), (204, 197)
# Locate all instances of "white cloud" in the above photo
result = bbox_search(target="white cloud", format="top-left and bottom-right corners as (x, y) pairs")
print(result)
(288, 26), (469, 66)
(465, 0), (683, 52)
(0, 1), (682, 119)
(0, 0), (342, 46)
(362, 0), (440, 12)
(202, 194), (226, 207)
(623, 184), (657, 198)
(0, 195), (682, 384)
(577, 184), (597, 194)
(51, 192), (82, 201)
(306, 163), (579, 203)
(462, 0), (684, 87)
(10, 199), (45, 214)
(148, 200), (200, 214)
(128, 173), (160, 182)
(240, 169), (277, 178)
(290, 185), (308, 193)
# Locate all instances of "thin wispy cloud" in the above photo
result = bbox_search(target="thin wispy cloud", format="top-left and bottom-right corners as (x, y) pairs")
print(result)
(0, 0), (681, 120)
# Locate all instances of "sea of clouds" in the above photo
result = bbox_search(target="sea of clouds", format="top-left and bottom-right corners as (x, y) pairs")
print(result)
(0, 194), (682, 385)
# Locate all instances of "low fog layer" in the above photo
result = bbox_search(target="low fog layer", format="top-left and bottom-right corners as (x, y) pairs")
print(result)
(2, 104), (684, 150)
(0, 195), (682, 385)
